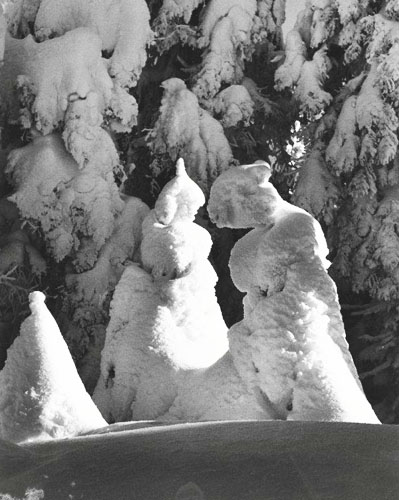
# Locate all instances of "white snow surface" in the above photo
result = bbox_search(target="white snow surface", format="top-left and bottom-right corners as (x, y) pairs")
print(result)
(17, 28), (112, 135)
(7, 134), (123, 264)
(326, 95), (359, 173)
(0, 421), (394, 500)
(213, 85), (254, 127)
(164, 353), (272, 421)
(9, 0), (153, 88)
(208, 162), (380, 423)
(192, 0), (257, 100)
(149, 78), (233, 193)
(94, 161), (228, 422)
(0, 292), (106, 443)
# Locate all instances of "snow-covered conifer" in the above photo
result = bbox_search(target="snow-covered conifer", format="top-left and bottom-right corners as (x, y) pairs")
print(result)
(278, 1), (399, 421)
(0, 292), (106, 443)
(94, 159), (228, 421)
(208, 162), (379, 423)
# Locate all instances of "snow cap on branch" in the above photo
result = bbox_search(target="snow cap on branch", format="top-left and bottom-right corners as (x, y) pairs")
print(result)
(6, 0), (153, 89)
(0, 292), (106, 443)
(149, 78), (233, 193)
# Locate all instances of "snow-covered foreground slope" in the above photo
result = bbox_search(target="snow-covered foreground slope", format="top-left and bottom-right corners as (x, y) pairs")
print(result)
(0, 421), (397, 500)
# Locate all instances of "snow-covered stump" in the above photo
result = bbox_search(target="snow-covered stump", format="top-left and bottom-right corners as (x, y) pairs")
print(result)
(208, 162), (380, 424)
(94, 159), (229, 422)
(0, 292), (106, 443)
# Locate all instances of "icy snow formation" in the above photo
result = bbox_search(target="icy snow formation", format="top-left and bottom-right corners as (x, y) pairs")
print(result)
(208, 162), (380, 423)
(7, 134), (123, 264)
(0, 292), (106, 443)
(148, 78), (233, 193)
(94, 160), (228, 421)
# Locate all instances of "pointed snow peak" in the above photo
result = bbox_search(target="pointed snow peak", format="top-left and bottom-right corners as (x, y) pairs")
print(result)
(29, 291), (46, 311)
(176, 158), (186, 177)
(0, 291), (106, 443)
(154, 162), (205, 225)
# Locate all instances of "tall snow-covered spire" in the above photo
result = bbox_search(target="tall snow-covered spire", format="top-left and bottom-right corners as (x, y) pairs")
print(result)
(94, 164), (228, 422)
(208, 163), (380, 423)
(0, 292), (106, 443)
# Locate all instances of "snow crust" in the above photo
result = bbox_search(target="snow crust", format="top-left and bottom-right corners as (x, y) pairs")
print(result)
(94, 161), (228, 421)
(208, 162), (380, 423)
(0, 292), (106, 443)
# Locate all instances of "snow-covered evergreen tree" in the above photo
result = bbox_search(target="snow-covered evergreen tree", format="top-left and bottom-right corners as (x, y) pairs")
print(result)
(208, 162), (379, 423)
(0, 292), (106, 443)
(94, 160), (228, 422)
(0, 0), (395, 423)
(278, 0), (399, 422)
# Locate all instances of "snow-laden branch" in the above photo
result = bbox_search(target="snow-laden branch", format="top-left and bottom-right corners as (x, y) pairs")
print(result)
(148, 78), (234, 193)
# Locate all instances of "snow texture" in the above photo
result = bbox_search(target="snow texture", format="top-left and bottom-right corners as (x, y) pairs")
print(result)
(94, 160), (228, 422)
(149, 78), (233, 193)
(275, 29), (306, 90)
(294, 46), (332, 116)
(326, 95), (359, 173)
(7, 134), (123, 264)
(213, 85), (254, 127)
(293, 142), (339, 224)
(356, 64), (398, 167)
(0, 292), (106, 443)
(192, 0), (257, 100)
(163, 353), (270, 421)
(207, 161), (380, 423)
(16, 28), (112, 135)
(8, 0), (152, 89)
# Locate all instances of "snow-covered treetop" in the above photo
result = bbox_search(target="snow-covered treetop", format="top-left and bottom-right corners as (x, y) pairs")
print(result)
(154, 158), (205, 225)
(207, 161), (284, 229)
(0, 291), (106, 443)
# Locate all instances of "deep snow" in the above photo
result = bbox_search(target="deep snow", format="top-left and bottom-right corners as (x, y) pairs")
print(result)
(0, 420), (397, 500)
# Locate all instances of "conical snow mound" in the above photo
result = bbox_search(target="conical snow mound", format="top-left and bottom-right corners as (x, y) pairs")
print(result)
(95, 160), (228, 422)
(0, 292), (106, 443)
